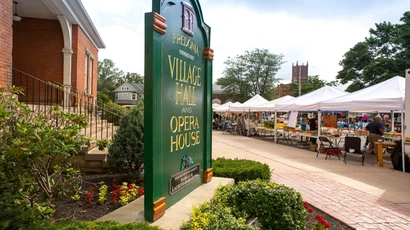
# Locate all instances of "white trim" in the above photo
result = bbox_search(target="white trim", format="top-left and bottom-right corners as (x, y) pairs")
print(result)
(41, 0), (105, 49)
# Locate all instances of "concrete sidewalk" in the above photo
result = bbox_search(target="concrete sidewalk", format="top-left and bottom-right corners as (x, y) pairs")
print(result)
(213, 131), (410, 229)
(99, 131), (410, 229)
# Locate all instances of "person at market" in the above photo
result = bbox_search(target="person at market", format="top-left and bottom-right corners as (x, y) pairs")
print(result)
(300, 115), (308, 131)
(219, 116), (225, 129)
(309, 114), (318, 144)
(364, 116), (385, 154)
(235, 114), (245, 135)
(384, 123), (392, 132)
(362, 113), (369, 123)
(382, 114), (391, 125)
(396, 114), (402, 124)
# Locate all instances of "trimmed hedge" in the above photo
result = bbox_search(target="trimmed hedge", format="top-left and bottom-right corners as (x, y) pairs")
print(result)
(212, 158), (271, 182)
(181, 202), (253, 230)
(213, 179), (307, 230)
(29, 220), (162, 230)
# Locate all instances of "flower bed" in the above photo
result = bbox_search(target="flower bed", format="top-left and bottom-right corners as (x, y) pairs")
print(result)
(53, 173), (144, 221)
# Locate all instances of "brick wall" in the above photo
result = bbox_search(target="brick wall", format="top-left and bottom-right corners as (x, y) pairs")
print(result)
(0, 1), (13, 88)
(212, 93), (229, 104)
(72, 25), (99, 98)
(276, 83), (292, 97)
(13, 18), (64, 84)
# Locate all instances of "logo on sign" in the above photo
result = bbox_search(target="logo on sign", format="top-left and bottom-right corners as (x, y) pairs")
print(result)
(182, 2), (195, 36)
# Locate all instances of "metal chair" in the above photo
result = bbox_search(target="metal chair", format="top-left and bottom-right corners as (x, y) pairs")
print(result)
(317, 136), (341, 160)
(343, 136), (364, 165)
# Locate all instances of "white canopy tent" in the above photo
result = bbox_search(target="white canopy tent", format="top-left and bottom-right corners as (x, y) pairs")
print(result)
(250, 95), (295, 111)
(213, 101), (233, 112)
(320, 76), (405, 112)
(229, 94), (268, 112)
(212, 103), (221, 109)
(275, 86), (350, 111)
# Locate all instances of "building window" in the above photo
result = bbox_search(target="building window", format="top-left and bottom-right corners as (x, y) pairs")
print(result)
(121, 86), (128, 90)
(182, 2), (194, 36)
(139, 94), (142, 98)
(89, 58), (93, 94)
(84, 51), (94, 95)
(84, 53), (89, 93)
(132, 94), (136, 100)
(115, 93), (118, 99)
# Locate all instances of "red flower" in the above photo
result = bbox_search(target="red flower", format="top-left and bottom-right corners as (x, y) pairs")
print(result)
(315, 215), (330, 228)
(110, 178), (122, 204)
(138, 187), (144, 196)
(85, 185), (95, 204)
(304, 201), (313, 213)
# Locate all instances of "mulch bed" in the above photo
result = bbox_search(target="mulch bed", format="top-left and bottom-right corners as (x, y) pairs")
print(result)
(305, 203), (354, 230)
(53, 173), (142, 221)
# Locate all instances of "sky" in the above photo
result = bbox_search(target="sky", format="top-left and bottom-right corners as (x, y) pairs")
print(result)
(81, 0), (409, 84)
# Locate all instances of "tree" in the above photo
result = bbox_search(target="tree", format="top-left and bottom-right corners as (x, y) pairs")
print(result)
(337, 11), (410, 91)
(289, 75), (333, 96)
(98, 59), (124, 101)
(107, 101), (144, 179)
(97, 59), (144, 102)
(120, 72), (144, 84)
(216, 48), (285, 101)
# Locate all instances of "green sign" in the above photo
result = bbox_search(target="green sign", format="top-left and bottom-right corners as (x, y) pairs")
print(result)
(144, 0), (213, 222)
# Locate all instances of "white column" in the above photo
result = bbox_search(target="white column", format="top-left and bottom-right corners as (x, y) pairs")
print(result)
(62, 48), (73, 107)
(57, 15), (72, 109)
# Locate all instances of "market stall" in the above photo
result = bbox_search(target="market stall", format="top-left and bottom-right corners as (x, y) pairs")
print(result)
(319, 76), (406, 170)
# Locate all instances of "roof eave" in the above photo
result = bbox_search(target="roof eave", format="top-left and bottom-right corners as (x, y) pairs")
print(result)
(54, 0), (106, 49)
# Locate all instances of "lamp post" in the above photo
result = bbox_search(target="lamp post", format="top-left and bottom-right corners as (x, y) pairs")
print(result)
(298, 65), (301, 96)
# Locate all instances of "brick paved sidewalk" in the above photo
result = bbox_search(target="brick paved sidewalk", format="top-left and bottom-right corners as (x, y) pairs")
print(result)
(272, 172), (410, 230)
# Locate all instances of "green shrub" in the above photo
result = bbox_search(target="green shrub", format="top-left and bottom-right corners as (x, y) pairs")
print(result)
(0, 188), (36, 230)
(0, 86), (89, 224)
(181, 202), (253, 230)
(29, 220), (162, 230)
(100, 101), (129, 125)
(212, 158), (271, 182)
(108, 102), (144, 178)
(212, 180), (307, 230)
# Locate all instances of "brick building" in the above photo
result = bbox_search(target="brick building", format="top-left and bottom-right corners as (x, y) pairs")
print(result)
(212, 84), (230, 104)
(276, 83), (292, 98)
(276, 61), (309, 98)
(1, 0), (104, 103)
(0, 1), (13, 88)
(292, 61), (308, 84)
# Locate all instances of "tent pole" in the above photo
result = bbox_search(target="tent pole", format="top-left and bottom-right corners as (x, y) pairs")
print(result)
(274, 110), (278, 144)
(401, 110), (405, 172)
(317, 110), (322, 153)
(391, 110), (394, 130)
(247, 109), (250, 137)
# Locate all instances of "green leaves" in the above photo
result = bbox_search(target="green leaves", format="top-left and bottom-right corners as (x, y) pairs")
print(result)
(186, 180), (307, 230)
(0, 85), (88, 225)
(212, 157), (271, 182)
(107, 102), (144, 178)
(289, 75), (329, 96)
(337, 11), (410, 90)
(217, 48), (285, 101)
